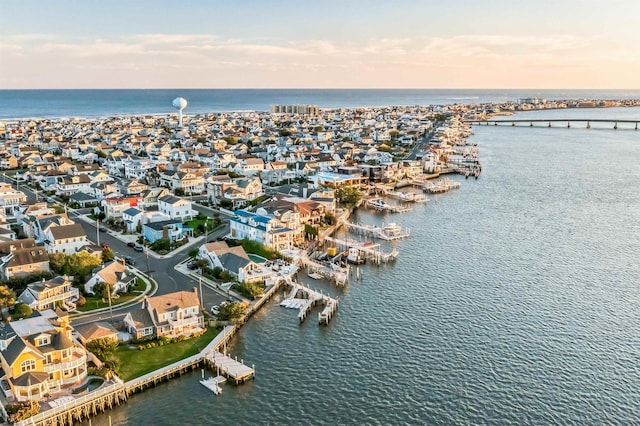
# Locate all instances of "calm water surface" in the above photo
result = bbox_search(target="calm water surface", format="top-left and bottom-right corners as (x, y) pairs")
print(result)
(83, 107), (640, 425)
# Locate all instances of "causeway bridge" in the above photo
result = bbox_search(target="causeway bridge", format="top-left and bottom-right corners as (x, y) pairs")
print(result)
(465, 119), (640, 130)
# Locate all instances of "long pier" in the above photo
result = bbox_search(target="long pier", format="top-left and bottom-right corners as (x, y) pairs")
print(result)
(466, 118), (640, 129)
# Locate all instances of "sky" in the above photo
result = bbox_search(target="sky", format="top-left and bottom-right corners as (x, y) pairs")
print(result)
(1, 0), (639, 89)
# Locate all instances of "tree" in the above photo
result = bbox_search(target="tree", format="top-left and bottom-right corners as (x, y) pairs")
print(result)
(49, 252), (67, 274)
(0, 285), (16, 319)
(188, 248), (200, 259)
(66, 251), (102, 282)
(222, 136), (238, 145)
(93, 281), (115, 299)
(195, 259), (208, 271)
(217, 301), (245, 321)
(12, 303), (32, 320)
(101, 247), (115, 263)
(334, 185), (362, 207)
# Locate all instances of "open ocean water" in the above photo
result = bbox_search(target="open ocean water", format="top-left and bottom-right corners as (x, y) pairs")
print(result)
(1, 89), (640, 119)
(6, 90), (640, 425)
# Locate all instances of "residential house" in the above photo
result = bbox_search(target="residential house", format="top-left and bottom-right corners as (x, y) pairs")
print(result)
(233, 157), (264, 176)
(56, 174), (91, 196)
(17, 276), (79, 311)
(43, 223), (88, 255)
(0, 240), (50, 280)
(142, 220), (190, 243)
(158, 195), (194, 220)
(0, 183), (27, 216)
(229, 210), (295, 252)
(102, 196), (142, 220)
(198, 241), (270, 284)
(0, 310), (87, 402)
(84, 260), (134, 295)
(122, 207), (143, 233)
(74, 322), (119, 345)
(123, 289), (204, 340)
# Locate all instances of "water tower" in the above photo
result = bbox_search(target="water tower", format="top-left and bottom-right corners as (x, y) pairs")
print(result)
(172, 97), (188, 128)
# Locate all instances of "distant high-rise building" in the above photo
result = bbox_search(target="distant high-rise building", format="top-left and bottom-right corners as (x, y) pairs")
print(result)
(269, 104), (319, 115)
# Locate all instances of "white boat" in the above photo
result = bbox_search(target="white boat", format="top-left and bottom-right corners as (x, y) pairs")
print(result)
(346, 247), (365, 265)
(367, 198), (388, 210)
(375, 223), (410, 241)
(308, 272), (324, 280)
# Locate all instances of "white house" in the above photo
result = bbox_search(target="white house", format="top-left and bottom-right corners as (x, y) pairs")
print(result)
(84, 260), (134, 295)
(158, 195), (195, 220)
(43, 223), (88, 255)
(198, 241), (270, 284)
(122, 207), (144, 233)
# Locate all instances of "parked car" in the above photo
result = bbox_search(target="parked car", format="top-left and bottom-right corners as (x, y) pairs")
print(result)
(98, 226), (108, 232)
(187, 261), (198, 270)
(124, 256), (136, 265)
(133, 244), (144, 252)
(127, 242), (136, 248)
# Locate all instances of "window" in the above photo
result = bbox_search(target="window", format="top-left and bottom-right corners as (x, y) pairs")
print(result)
(36, 335), (50, 346)
(142, 327), (153, 337)
(20, 359), (36, 373)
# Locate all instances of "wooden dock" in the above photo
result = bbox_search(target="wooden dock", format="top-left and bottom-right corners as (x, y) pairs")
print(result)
(200, 375), (226, 395)
(280, 279), (338, 325)
(205, 352), (255, 384)
(300, 255), (348, 287)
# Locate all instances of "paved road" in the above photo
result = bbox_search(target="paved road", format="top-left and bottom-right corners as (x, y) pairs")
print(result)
(1, 175), (232, 322)
(405, 130), (435, 160)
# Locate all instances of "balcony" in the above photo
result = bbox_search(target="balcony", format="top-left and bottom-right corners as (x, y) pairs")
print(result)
(43, 351), (87, 373)
(168, 316), (203, 328)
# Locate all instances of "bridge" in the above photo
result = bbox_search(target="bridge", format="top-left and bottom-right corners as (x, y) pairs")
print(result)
(465, 118), (640, 130)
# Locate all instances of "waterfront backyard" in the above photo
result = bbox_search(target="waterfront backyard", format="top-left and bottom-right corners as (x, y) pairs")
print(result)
(115, 328), (220, 381)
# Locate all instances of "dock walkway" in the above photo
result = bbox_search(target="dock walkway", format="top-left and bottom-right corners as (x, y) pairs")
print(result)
(280, 279), (338, 325)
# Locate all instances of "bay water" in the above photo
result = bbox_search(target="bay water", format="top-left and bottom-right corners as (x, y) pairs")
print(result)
(73, 106), (640, 425)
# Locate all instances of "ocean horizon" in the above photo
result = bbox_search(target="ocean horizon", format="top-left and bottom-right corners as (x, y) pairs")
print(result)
(2, 88), (640, 120)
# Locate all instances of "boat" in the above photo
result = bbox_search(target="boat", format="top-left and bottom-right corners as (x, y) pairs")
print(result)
(367, 198), (388, 210)
(308, 272), (324, 280)
(346, 247), (366, 265)
(375, 223), (410, 240)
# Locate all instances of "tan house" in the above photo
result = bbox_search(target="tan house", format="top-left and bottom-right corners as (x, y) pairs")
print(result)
(123, 289), (204, 340)
(0, 240), (50, 280)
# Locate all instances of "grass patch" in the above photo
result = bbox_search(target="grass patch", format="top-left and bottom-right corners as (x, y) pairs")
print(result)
(77, 276), (151, 312)
(76, 292), (141, 312)
(115, 327), (220, 381)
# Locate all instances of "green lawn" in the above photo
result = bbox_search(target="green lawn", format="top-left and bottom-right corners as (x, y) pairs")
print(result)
(77, 292), (142, 312)
(115, 327), (220, 381)
(76, 278), (147, 312)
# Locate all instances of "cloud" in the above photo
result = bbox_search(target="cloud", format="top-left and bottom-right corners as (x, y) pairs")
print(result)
(1, 33), (638, 89)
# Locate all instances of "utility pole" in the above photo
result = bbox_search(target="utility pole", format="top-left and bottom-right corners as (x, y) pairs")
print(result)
(145, 242), (150, 277)
(199, 275), (204, 309)
(107, 285), (113, 323)
(96, 217), (100, 247)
